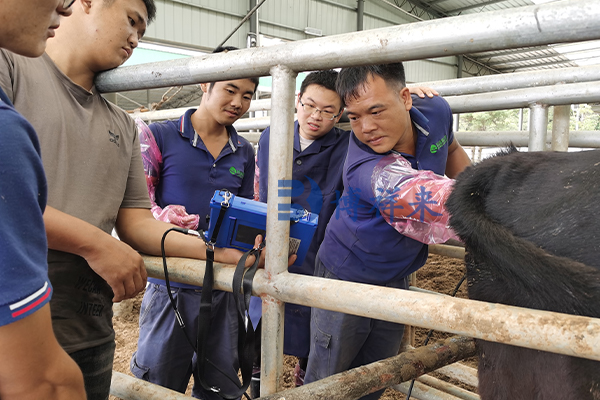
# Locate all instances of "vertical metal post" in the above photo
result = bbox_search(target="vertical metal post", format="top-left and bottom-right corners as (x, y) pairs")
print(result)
(261, 65), (297, 396)
(357, 0), (365, 31)
(551, 104), (571, 151)
(518, 108), (524, 131)
(453, 56), (463, 133)
(400, 272), (418, 351)
(528, 103), (548, 152)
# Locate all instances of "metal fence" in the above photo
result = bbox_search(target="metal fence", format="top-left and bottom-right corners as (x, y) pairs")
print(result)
(101, 0), (600, 398)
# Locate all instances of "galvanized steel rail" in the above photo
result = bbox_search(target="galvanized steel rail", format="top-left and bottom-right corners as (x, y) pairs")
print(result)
(96, 0), (600, 92)
(140, 255), (600, 363)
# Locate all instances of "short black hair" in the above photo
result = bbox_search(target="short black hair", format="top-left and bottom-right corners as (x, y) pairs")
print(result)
(141, 0), (156, 23)
(336, 63), (406, 104)
(104, 0), (156, 23)
(299, 70), (343, 109)
(209, 46), (260, 93)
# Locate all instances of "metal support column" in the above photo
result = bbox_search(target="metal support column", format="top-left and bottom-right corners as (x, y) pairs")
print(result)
(528, 103), (548, 151)
(551, 104), (571, 151)
(260, 65), (297, 396)
(453, 55), (463, 132)
(518, 108), (524, 131)
(357, 0), (365, 31)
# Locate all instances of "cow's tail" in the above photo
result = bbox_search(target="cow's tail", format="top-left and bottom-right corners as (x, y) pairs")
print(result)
(446, 156), (599, 316)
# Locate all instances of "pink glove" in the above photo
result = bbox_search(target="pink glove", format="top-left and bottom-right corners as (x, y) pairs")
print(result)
(372, 153), (459, 244)
(151, 204), (200, 230)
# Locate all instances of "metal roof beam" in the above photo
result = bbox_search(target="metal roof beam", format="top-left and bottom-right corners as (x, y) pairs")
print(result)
(492, 58), (578, 71)
(485, 51), (565, 64)
(448, 0), (513, 14)
(469, 45), (553, 58)
(401, 0), (449, 18)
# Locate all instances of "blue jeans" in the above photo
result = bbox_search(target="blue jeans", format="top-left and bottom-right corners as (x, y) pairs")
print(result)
(69, 340), (115, 400)
(304, 257), (408, 400)
(131, 283), (241, 400)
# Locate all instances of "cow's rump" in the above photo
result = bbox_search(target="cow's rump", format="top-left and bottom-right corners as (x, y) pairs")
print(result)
(446, 147), (600, 400)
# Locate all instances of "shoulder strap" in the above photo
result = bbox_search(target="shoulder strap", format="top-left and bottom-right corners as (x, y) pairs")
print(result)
(194, 192), (262, 399)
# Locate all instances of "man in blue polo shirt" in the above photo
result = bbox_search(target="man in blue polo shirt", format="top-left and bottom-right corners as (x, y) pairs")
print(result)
(304, 63), (471, 400)
(250, 70), (440, 391)
(130, 47), (258, 399)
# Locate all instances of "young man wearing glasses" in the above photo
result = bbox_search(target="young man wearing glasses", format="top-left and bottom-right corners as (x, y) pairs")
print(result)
(0, 0), (86, 399)
(251, 70), (349, 389)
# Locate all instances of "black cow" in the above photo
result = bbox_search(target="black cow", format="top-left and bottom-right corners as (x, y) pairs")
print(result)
(445, 147), (600, 400)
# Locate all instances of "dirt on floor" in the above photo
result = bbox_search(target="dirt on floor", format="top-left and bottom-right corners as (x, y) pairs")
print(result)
(109, 254), (475, 400)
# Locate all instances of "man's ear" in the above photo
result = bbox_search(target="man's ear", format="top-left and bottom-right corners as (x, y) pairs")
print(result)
(295, 93), (302, 110)
(334, 108), (345, 123)
(400, 87), (413, 111)
(80, 0), (93, 14)
(200, 83), (209, 94)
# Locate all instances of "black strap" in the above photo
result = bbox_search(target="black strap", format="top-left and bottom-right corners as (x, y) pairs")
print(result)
(193, 191), (262, 400)
(161, 191), (264, 399)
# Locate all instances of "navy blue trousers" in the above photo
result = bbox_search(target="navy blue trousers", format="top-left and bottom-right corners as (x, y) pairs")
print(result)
(131, 283), (241, 399)
(304, 257), (408, 400)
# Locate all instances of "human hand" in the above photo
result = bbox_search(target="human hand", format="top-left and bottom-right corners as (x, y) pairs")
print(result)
(253, 235), (297, 268)
(83, 234), (148, 302)
(213, 235), (296, 268)
(408, 86), (439, 98)
(151, 204), (199, 230)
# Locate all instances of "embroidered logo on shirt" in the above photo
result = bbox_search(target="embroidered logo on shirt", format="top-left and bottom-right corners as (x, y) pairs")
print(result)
(229, 166), (244, 178)
(430, 136), (448, 154)
(109, 130), (120, 147)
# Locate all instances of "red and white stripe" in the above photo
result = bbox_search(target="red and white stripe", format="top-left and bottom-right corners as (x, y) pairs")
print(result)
(9, 281), (51, 318)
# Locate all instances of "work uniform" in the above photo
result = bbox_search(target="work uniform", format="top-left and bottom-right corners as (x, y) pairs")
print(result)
(0, 88), (52, 328)
(249, 121), (349, 358)
(131, 109), (255, 399)
(305, 95), (455, 400)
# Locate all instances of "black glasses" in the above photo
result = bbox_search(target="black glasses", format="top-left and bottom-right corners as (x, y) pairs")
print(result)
(63, 0), (76, 9)
(299, 99), (341, 121)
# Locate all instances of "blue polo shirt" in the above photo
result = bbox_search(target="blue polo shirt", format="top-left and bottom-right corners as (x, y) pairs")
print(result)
(319, 95), (454, 285)
(148, 108), (255, 287)
(257, 121), (350, 276)
(0, 88), (52, 326)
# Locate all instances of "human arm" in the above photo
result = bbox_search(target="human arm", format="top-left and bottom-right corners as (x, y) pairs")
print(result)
(0, 108), (84, 399)
(371, 153), (458, 244)
(115, 207), (248, 265)
(44, 205), (147, 302)
(0, 304), (86, 400)
(253, 159), (260, 201)
(445, 139), (471, 179)
(137, 118), (199, 229)
(408, 85), (439, 98)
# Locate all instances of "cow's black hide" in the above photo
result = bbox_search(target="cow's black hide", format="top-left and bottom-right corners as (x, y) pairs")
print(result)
(446, 147), (600, 400)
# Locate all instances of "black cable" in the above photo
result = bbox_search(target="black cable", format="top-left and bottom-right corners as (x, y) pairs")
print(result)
(405, 271), (467, 400)
(160, 227), (252, 399)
